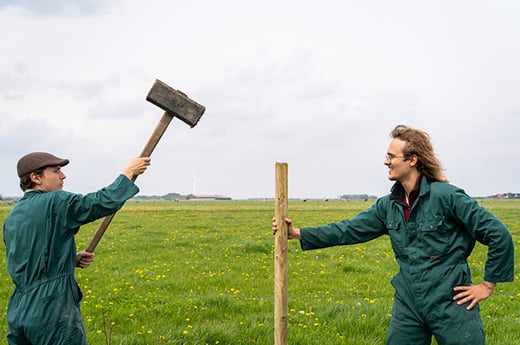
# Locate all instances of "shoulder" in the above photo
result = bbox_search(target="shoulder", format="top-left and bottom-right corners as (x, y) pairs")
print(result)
(426, 181), (479, 212)
(372, 193), (392, 214)
(15, 190), (76, 204)
(42, 190), (82, 207)
(428, 180), (465, 196)
(375, 193), (391, 205)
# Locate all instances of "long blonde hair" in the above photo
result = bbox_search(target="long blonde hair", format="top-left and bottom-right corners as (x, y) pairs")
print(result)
(391, 125), (449, 183)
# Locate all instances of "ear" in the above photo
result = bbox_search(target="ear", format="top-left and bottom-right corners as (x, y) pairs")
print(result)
(29, 172), (42, 185)
(408, 154), (419, 167)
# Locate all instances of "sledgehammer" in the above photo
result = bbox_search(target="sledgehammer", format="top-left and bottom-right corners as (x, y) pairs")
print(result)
(85, 80), (205, 253)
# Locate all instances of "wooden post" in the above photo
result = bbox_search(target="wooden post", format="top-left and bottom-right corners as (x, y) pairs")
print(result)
(274, 162), (288, 345)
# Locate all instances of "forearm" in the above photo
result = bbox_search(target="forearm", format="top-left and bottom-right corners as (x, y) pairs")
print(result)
(65, 175), (139, 227)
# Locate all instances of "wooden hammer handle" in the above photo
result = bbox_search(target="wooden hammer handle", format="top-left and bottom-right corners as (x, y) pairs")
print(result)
(85, 214), (116, 253)
(138, 112), (174, 161)
(85, 112), (174, 253)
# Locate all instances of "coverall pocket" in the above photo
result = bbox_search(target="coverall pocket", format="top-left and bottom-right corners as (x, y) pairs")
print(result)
(38, 290), (70, 330)
(418, 216), (448, 257)
(35, 290), (86, 344)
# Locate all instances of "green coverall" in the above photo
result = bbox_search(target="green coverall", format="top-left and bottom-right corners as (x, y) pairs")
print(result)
(299, 176), (514, 345)
(3, 174), (139, 345)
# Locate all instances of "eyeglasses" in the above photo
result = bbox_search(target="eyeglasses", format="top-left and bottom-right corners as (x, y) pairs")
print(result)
(385, 154), (406, 161)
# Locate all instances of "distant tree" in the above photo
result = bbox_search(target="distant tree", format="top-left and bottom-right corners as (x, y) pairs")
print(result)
(339, 194), (377, 200)
(162, 193), (185, 200)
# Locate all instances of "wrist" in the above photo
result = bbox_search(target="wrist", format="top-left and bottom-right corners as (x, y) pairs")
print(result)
(121, 170), (134, 180)
(482, 280), (496, 290)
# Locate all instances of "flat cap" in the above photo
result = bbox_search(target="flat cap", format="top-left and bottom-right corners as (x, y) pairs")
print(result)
(17, 152), (69, 177)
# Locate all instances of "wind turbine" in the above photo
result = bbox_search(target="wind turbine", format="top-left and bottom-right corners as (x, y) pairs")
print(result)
(192, 170), (201, 196)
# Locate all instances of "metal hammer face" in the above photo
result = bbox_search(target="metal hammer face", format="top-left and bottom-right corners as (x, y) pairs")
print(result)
(146, 79), (205, 128)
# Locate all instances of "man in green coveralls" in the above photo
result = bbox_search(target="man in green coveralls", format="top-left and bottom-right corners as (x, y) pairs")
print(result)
(3, 152), (151, 345)
(273, 125), (514, 345)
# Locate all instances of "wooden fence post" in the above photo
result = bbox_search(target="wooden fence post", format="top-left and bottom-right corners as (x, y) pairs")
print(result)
(274, 162), (288, 345)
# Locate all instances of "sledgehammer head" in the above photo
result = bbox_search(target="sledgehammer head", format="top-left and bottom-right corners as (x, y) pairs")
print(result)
(146, 79), (205, 128)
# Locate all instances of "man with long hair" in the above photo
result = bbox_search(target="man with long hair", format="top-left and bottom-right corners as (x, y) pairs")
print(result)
(273, 125), (514, 345)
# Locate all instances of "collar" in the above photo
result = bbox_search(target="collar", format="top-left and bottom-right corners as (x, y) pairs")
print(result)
(24, 189), (46, 194)
(20, 189), (47, 200)
(390, 175), (428, 204)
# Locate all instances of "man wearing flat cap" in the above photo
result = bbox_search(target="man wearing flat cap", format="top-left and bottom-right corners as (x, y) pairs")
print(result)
(3, 152), (151, 345)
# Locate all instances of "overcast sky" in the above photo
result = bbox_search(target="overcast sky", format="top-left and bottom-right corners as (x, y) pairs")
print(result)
(1, 0), (519, 199)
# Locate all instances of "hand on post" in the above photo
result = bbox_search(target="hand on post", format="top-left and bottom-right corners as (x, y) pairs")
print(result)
(272, 217), (301, 240)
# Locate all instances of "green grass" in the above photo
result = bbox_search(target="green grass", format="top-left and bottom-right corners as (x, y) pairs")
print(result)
(0, 199), (519, 344)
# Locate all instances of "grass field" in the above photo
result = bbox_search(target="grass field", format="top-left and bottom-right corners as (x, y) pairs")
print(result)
(0, 199), (519, 344)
